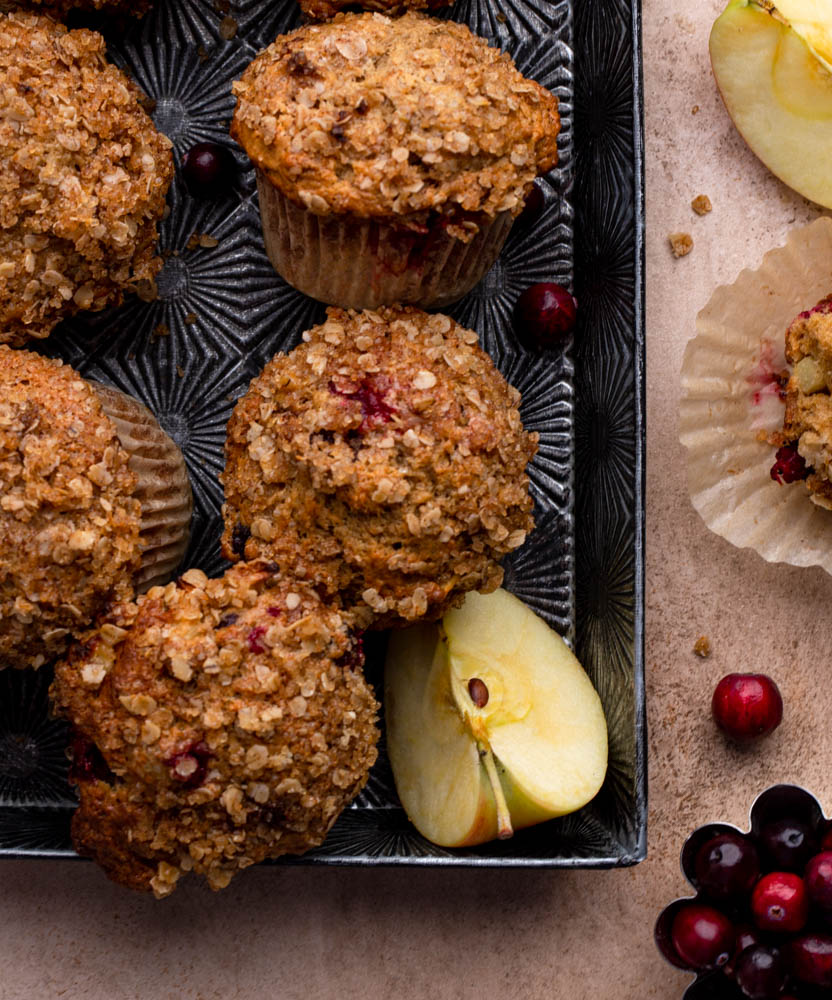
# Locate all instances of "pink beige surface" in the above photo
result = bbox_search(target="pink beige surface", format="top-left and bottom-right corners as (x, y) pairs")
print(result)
(3, 0), (832, 995)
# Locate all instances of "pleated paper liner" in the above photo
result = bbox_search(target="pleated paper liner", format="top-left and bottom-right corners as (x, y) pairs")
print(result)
(680, 216), (832, 575)
(91, 383), (193, 592)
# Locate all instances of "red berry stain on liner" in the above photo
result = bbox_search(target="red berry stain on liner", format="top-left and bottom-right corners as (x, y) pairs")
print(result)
(329, 376), (397, 434)
(770, 444), (808, 484)
(165, 741), (212, 789)
(747, 338), (788, 406)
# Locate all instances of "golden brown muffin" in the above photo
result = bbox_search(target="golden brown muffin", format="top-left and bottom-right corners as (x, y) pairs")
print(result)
(0, 348), (192, 669)
(231, 12), (559, 309)
(51, 562), (379, 897)
(0, 0), (152, 18)
(0, 14), (173, 347)
(0, 349), (141, 668)
(221, 306), (538, 628)
(776, 296), (832, 508)
(297, 0), (449, 24)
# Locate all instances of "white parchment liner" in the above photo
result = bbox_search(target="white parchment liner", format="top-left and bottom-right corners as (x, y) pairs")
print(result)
(680, 216), (832, 574)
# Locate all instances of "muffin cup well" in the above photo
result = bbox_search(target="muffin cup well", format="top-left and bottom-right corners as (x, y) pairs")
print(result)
(256, 170), (514, 310)
(91, 383), (192, 592)
(679, 217), (832, 577)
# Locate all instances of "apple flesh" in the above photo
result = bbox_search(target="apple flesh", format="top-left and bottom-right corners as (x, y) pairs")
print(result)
(710, 0), (832, 209)
(384, 589), (608, 848)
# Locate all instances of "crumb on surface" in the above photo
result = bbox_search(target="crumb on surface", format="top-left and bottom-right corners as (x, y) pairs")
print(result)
(693, 635), (711, 658)
(691, 195), (712, 216)
(691, 105), (700, 115)
(219, 15), (237, 40)
(669, 232), (693, 258)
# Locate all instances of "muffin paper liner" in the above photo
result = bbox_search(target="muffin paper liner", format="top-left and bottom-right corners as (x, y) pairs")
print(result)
(91, 383), (193, 592)
(679, 216), (832, 576)
(256, 170), (515, 311)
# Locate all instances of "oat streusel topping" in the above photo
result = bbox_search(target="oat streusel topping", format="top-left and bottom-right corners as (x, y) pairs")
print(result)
(781, 296), (832, 508)
(231, 12), (559, 236)
(0, 14), (173, 346)
(221, 306), (538, 628)
(297, 0), (449, 22)
(50, 561), (378, 897)
(0, 347), (141, 669)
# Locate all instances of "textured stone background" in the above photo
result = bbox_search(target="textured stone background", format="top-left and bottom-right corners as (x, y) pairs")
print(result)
(3, 0), (831, 996)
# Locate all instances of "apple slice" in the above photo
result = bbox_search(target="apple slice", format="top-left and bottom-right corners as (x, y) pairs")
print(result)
(710, 0), (832, 209)
(385, 589), (608, 848)
(775, 0), (832, 71)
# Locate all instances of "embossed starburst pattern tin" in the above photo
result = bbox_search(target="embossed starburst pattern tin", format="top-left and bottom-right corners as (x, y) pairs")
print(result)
(0, 0), (645, 867)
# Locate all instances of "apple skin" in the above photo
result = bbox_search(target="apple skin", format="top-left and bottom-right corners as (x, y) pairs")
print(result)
(710, 0), (832, 210)
(385, 589), (608, 848)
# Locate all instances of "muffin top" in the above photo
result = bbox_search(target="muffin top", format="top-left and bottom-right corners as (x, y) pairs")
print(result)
(221, 306), (537, 627)
(0, 14), (173, 346)
(51, 562), (379, 896)
(231, 12), (559, 234)
(781, 296), (832, 508)
(296, 0), (449, 21)
(0, 347), (141, 668)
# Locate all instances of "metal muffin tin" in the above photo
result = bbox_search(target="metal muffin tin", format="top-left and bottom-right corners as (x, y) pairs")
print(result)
(0, 0), (646, 867)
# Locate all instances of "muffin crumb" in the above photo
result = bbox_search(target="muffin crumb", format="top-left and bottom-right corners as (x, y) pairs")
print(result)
(669, 232), (694, 258)
(693, 635), (711, 658)
(691, 195), (712, 216)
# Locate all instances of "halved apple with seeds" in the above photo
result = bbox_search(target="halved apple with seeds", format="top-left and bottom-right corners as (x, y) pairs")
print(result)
(710, 0), (832, 209)
(384, 589), (608, 848)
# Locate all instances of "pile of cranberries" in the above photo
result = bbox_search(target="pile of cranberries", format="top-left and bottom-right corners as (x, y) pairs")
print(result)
(656, 786), (832, 998)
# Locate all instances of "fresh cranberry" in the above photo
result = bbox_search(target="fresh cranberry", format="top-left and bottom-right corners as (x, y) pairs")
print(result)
(329, 376), (397, 434)
(247, 625), (268, 654)
(770, 444), (808, 485)
(68, 731), (113, 784)
(670, 903), (735, 970)
(181, 141), (237, 199)
(694, 831), (760, 901)
(789, 933), (832, 987)
(805, 852), (832, 908)
(759, 817), (819, 872)
(711, 673), (783, 743)
(165, 741), (211, 789)
(822, 825), (832, 851)
(725, 926), (762, 976)
(751, 872), (808, 933)
(513, 282), (577, 351)
(733, 944), (788, 1000)
(515, 183), (545, 230)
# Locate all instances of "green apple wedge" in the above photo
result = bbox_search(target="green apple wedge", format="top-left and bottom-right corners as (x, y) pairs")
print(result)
(710, 0), (832, 209)
(384, 589), (608, 848)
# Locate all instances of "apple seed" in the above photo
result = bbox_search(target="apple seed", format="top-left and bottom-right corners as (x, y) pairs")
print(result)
(468, 677), (489, 708)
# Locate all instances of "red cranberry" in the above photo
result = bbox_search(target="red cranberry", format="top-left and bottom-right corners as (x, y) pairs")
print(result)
(670, 903), (736, 970)
(711, 673), (783, 743)
(770, 444), (808, 484)
(726, 926), (763, 976)
(512, 282), (577, 351)
(821, 824), (832, 851)
(751, 872), (808, 933)
(760, 817), (819, 872)
(694, 831), (760, 901)
(247, 625), (268, 654)
(181, 141), (236, 199)
(515, 183), (544, 230)
(789, 933), (832, 987)
(805, 852), (832, 909)
(68, 731), (113, 784)
(329, 376), (396, 434)
(734, 944), (788, 1000)
(165, 741), (211, 789)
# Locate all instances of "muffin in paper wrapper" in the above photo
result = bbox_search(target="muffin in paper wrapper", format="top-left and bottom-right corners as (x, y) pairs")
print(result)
(679, 216), (832, 575)
(91, 383), (193, 591)
(256, 170), (515, 311)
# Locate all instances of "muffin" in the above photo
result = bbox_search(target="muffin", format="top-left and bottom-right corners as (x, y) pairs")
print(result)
(296, 0), (449, 20)
(772, 295), (832, 508)
(230, 12), (559, 310)
(0, 0), (153, 17)
(0, 348), (192, 669)
(0, 14), (173, 347)
(221, 306), (538, 628)
(50, 562), (379, 897)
